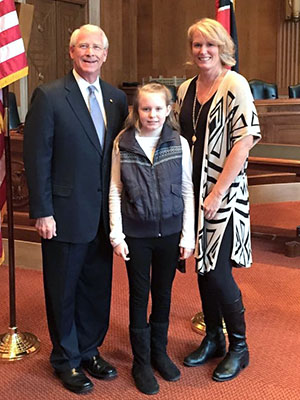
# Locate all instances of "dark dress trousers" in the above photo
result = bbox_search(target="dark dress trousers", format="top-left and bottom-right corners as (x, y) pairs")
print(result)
(23, 71), (128, 371)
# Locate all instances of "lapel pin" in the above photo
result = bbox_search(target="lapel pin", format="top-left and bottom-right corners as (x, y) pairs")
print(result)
(109, 98), (113, 103)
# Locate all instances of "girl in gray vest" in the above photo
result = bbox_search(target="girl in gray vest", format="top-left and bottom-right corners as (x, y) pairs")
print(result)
(109, 83), (195, 395)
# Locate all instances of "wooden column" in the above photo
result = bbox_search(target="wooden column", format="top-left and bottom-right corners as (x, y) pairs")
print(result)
(277, 20), (300, 95)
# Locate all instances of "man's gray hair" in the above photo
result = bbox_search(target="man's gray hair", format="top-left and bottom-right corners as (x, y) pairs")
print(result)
(69, 24), (109, 49)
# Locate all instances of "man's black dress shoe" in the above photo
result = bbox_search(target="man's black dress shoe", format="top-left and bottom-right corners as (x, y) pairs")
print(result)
(55, 367), (94, 394)
(82, 354), (117, 380)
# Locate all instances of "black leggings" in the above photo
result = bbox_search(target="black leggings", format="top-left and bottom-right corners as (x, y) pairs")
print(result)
(198, 216), (241, 306)
(125, 232), (181, 329)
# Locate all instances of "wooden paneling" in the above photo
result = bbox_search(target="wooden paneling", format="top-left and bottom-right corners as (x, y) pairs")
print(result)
(99, 0), (290, 92)
(56, 1), (86, 78)
(137, 1), (152, 83)
(237, 0), (300, 95)
(122, 0), (138, 83)
(255, 99), (300, 144)
(100, 0), (127, 87)
(100, 0), (138, 87)
(100, 0), (215, 86)
(137, 0), (214, 83)
(26, 0), (87, 99)
(277, 20), (300, 94)
(236, 0), (282, 84)
(23, 1), (300, 101)
(1, 131), (40, 242)
(27, 0), (57, 98)
(99, 0), (300, 96)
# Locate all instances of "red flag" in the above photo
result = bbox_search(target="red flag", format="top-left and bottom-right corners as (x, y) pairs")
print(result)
(216, 0), (239, 72)
(0, 0), (28, 264)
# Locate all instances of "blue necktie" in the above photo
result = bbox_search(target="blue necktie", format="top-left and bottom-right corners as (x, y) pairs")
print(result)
(88, 85), (105, 149)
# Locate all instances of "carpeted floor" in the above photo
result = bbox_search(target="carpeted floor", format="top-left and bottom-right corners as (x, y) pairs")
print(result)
(0, 237), (300, 400)
(0, 200), (299, 399)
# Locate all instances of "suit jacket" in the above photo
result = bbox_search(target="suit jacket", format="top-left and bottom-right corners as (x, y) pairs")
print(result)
(23, 71), (128, 243)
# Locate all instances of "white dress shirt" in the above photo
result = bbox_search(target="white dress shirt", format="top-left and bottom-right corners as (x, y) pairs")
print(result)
(72, 69), (107, 126)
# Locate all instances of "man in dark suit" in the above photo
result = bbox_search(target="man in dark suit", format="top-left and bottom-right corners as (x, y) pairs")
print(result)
(23, 24), (128, 394)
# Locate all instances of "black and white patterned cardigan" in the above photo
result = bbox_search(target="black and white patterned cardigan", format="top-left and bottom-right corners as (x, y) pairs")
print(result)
(175, 70), (261, 274)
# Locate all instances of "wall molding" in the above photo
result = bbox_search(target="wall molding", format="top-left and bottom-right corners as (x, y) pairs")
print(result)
(277, 20), (299, 94)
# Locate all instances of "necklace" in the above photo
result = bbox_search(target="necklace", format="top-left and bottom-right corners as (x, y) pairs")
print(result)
(192, 71), (222, 148)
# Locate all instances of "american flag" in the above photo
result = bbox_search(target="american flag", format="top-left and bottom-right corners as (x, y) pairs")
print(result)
(0, 0), (28, 264)
(216, 0), (239, 72)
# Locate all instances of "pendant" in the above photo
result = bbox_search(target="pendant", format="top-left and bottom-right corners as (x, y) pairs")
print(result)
(192, 135), (197, 144)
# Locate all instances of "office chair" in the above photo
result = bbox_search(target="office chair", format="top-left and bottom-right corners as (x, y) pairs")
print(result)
(288, 84), (300, 98)
(166, 85), (177, 103)
(248, 79), (278, 100)
(8, 92), (21, 129)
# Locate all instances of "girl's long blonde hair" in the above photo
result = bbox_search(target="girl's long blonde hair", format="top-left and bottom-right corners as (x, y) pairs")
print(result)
(124, 82), (179, 132)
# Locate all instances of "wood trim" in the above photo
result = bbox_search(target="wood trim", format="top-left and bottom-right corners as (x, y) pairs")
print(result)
(89, 0), (100, 25)
(248, 157), (300, 175)
(255, 98), (300, 107)
(59, 0), (87, 5)
(277, 20), (300, 95)
(249, 182), (300, 204)
(248, 173), (298, 185)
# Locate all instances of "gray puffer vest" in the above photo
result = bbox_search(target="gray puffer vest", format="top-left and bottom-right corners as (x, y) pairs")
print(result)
(118, 123), (183, 238)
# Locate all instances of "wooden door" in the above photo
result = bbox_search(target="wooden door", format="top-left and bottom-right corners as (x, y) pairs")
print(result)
(56, 0), (87, 78)
(26, 0), (87, 100)
(26, 0), (56, 99)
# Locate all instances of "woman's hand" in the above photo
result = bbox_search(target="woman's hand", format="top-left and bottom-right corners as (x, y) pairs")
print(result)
(204, 135), (255, 221)
(113, 240), (130, 261)
(203, 190), (223, 220)
(179, 247), (194, 260)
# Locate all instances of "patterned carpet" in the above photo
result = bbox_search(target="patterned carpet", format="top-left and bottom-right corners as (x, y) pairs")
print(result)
(0, 231), (299, 400)
(0, 201), (299, 399)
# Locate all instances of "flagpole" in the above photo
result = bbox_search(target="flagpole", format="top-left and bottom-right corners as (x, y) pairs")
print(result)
(3, 86), (16, 327)
(0, 85), (40, 361)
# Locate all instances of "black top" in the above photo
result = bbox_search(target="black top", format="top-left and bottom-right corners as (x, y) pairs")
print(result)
(179, 77), (215, 224)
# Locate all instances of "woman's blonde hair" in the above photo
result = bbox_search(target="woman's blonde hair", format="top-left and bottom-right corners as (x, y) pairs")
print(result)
(124, 82), (179, 132)
(187, 18), (236, 67)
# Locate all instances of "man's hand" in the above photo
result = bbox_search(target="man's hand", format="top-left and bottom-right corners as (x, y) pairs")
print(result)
(35, 216), (57, 239)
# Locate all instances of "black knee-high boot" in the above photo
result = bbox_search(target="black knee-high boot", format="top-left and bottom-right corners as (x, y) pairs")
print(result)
(150, 319), (180, 382)
(129, 326), (159, 395)
(213, 296), (249, 382)
(184, 317), (226, 367)
(184, 285), (226, 367)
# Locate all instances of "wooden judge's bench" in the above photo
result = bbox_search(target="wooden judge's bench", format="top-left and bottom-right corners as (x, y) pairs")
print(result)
(253, 99), (300, 144)
(248, 99), (300, 185)
(2, 98), (300, 243)
(2, 127), (39, 242)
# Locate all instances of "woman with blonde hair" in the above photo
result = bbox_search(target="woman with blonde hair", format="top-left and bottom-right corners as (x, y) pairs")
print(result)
(176, 18), (261, 382)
